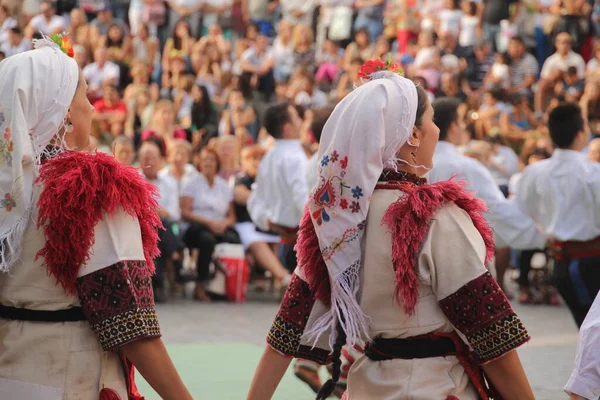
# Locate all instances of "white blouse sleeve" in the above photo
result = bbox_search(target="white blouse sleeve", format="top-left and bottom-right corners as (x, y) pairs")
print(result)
(565, 293), (600, 399)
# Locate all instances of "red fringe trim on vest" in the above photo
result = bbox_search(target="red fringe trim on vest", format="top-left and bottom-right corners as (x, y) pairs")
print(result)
(296, 180), (495, 311)
(35, 151), (162, 294)
(381, 179), (495, 315)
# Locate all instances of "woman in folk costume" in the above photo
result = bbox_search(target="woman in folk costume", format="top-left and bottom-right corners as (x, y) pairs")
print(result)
(0, 37), (193, 399)
(247, 60), (535, 400)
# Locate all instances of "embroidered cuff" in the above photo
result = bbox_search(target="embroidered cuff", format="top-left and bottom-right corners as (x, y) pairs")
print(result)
(439, 271), (530, 363)
(76, 261), (161, 351)
(266, 274), (331, 364)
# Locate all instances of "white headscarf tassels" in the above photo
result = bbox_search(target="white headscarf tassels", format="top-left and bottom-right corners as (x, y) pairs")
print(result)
(304, 71), (418, 348)
(0, 37), (79, 272)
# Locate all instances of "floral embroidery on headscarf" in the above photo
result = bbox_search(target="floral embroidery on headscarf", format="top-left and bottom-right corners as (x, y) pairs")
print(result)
(1, 193), (16, 212)
(0, 127), (13, 166)
(312, 150), (364, 226)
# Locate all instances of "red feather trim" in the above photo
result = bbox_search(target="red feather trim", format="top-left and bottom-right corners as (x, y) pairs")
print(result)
(295, 206), (331, 305)
(35, 151), (162, 294)
(297, 179), (495, 313)
(381, 179), (495, 315)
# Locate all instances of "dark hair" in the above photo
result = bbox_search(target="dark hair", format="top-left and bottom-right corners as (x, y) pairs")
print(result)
(548, 103), (584, 149)
(172, 19), (191, 49)
(263, 102), (291, 139)
(467, 1), (477, 15)
(486, 87), (505, 102)
(311, 106), (336, 144)
(200, 147), (222, 173)
(355, 27), (370, 41)
(316, 322), (346, 400)
(351, 57), (364, 65)
(415, 85), (428, 128)
(9, 27), (21, 35)
(141, 138), (166, 158)
(0, 51), (5, 60)
(508, 92), (523, 106)
(529, 147), (551, 161)
(191, 86), (214, 130)
(567, 66), (578, 75)
(510, 36), (525, 46)
(432, 97), (461, 141)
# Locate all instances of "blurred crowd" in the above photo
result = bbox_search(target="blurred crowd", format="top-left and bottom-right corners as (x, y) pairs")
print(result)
(2, 0), (600, 303)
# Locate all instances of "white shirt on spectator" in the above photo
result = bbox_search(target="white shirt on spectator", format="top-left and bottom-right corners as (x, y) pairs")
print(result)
(203, 0), (231, 26)
(515, 148), (600, 242)
(144, 173), (181, 221)
(541, 51), (586, 80)
(281, 0), (315, 25)
(248, 139), (309, 230)
(565, 293), (600, 400)
(438, 9), (463, 35)
(459, 14), (479, 47)
(489, 145), (519, 187)
(295, 90), (329, 110)
(241, 46), (273, 68)
(82, 61), (120, 91)
(586, 58), (600, 75)
(0, 17), (17, 44)
(181, 173), (233, 223)
(0, 39), (31, 58)
(428, 141), (545, 249)
(159, 163), (200, 194)
(28, 14), (66, 36)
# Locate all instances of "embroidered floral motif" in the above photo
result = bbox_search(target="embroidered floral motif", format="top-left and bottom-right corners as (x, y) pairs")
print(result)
(0, 193), (16, 212)
(439, 272), (530, 363)
(312, 151), (363, 226)
(321, 221), (366, 261)
(0, 128), (13, 167)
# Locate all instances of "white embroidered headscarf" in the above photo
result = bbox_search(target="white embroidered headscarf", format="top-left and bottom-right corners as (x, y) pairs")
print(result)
(0, 39), (79, 272)
(306, 72), (419, 346)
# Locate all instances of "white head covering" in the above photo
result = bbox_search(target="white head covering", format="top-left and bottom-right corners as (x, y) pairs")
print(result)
(305, 71), (419, 346)
(0, 38), (79, 272)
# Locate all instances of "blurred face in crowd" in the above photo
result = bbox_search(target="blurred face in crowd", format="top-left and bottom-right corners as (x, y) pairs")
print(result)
(555, 33), (572, 56)
(98, 10), (112, 23)
(158, 103), (176, 126)
(256, 35), (269, 53)
(356, 30), (369, 48)
(70, 9), (86, 27)
(41, 2), (55, 20)
(278, 21), (292, 41)
(208, 24), (221, 37)
(228, 90), (245, 110)
(175, 21), (191, 39)
(139, 144), (162, 179)
(108, 25), (124, 43)
(138, 24), (150, 40)
(170, 145), (190, 169)
(103, 85), (119, 105)
(200, 149), (219, 178)
(113, 141), (135, 165)
(240, 149), (263, 178)
(66, 71), (93, 149)
(508, 39), (525, 60)
(132, 64), (150, 83)
(8, 30), (20, 46)
(588, 138), (600, 162)
(94, 47), (108, 66)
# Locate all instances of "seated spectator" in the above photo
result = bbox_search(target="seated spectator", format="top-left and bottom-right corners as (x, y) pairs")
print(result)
(92, 83), (128, 140)
(292, 24), (315, 71)
(315, 39), (343, 85)
(99, 22), (133, 70)
(535, 32), (586, 114)
(132, 23), (160, 67)
(160, 139), (200, 192)
(234, 145), (291, 286)
(463, 39), (495, 99)
(486, 52), (511, 90)
(271, 20), (294, 83)
(83, 46), (120, 101)
(240, 33), (275, 100)
(139, 141), (184, 303)
(475, 87), (511, 139)
(142, 99), (187, 148)
(187, 85), (219, 147)
(588, 138), (600, 162)
(411, 30), (441, 90)
(25, 0), (66, 38)
(112, 136), (135, 166)
(500, 92), (539, 143)
(89, 3), (128, 41)
(555, 66), (585, 102)
(215, 135), (241, 182)
(0, 27), (30, 57)
(174, 74), (196, 123)
(219, 89), (258, 145)
(335, 57), (364, 102)
(486, 133), (519, 197)
(343, 28), (374, 71)
(353, 0), (385, 43)
(585, 41), (600, 78)
(580, 80), (600, 122)
(507, 36), (539, 98)
(125, 88), (154, 144)
(180, 148), (240, 302)
(0, 4), (18, 44)
(435, 72), (467, 102)
(292, 70), (329, 110)
(68, 8), (92, 51)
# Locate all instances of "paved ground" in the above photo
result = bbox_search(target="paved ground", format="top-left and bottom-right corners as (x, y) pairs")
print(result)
(137, 285), (580, 400)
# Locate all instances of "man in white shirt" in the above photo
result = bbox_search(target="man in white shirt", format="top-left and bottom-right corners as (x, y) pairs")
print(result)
(82, 47), (120, 99)
(248, 102), (308, 272)
(139, 142), (184, 302)
(565, 293), (600, 400)
(428, 97), (546, 292)
(535, 32), (586, 114)
(24, 1), (66, 38)
(515, 103), (600, 328)
(241, 33), (275, 99)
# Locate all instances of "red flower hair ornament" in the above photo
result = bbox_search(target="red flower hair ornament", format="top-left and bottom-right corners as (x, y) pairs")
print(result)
(358, 54), (404, 81)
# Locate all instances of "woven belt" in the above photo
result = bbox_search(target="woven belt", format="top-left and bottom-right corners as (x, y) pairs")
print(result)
(365, 334), (457, 361)
(549, 236), (600, 261)
(0, 304), (86, 322)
